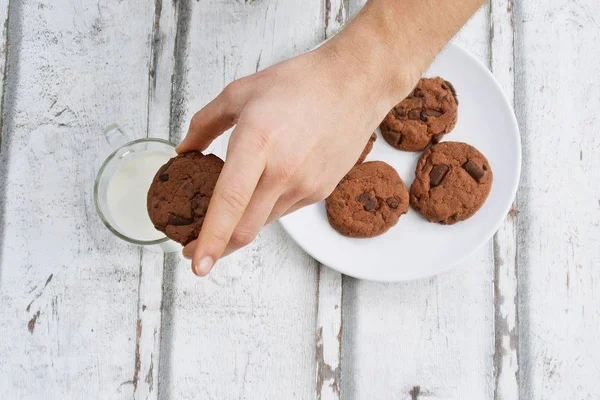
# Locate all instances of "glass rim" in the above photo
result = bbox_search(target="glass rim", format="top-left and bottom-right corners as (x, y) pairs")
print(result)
(94, 137), (176, 246)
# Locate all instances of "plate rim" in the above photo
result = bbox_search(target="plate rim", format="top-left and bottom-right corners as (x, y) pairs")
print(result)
(279, 42), (522, 282)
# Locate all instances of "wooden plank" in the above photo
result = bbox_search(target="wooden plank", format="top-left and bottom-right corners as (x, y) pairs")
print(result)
(316, 267), (343, 400)
(316, 1), (347, 399)
(156, 1), (322, 398)
(133, 1), (178, 399)
(0, 1), (154, 398)
(490, 1), (519, 399)
(516, 0), (600, 398)
(340, 4), (496, 399)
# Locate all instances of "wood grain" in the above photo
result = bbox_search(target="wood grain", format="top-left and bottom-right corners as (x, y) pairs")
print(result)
(0, 1), (154, 398)
(2, 0), (600, 398)
(516, 0), (600, 398)
(316, 1), (347, 399)
(156, 1), (322, 398)
(133, 1), (178, 399)
(340, 4), (496, 399)
(490, 1), (520, 399)
(316, 267), (343, 400)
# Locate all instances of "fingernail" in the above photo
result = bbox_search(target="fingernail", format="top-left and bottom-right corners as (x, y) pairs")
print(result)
(182, 248), (192, 259)
(194, 256), (214, 276)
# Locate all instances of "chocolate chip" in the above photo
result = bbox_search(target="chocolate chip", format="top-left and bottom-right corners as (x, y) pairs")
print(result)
(429, 164), (449, 187)
(444, 80), (456, 94)
(191, 194), (209, 217)
(420, 110), (428, 122)
(425, 109), (443, 117)
(357, 192), (379, 212)
(392, 109), (406, 121)
(159, 173), (169, 182)
(385, 128), (403, 145)
(415, 89), (425, 98)
(357, 192), (371, 203)
(364, 199), (379, 212)
(408, 110), (421, 120)
(386, 197), (399, 209)
(181, 181), (194, 196)
(168, 214), (194, 226)
(463, 160), (486, 182)
(432, 134), (444, 144)
(441, 213), (459, 225)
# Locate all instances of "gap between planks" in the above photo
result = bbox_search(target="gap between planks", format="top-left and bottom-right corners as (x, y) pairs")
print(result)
(132, 1), (178, 399)
(0, 0), (11, 149)
(316, 1), (349, 399)
(490, 0), (520, 399)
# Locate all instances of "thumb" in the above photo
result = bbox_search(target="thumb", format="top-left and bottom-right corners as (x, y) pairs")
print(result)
(176, 81), (246, 153)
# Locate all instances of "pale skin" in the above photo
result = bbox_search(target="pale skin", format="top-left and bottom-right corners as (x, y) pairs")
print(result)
(176, 0), (486, 276)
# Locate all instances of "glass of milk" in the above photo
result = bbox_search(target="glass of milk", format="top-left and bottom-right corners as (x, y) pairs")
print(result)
(94, 124), (180, 252)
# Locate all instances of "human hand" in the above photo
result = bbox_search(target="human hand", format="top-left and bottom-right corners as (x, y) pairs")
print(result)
(177, 18), (419, 276)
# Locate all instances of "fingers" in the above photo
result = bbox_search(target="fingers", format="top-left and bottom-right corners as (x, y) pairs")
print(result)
(280, 199), (313, 219)
(184, 183), (282, 260)
(182, 194), (311, 261)
(190, 126), (268, 276)
(267, 197), (314, 225)
(220, 182), (282, 257)
(176, 81), (246, 153)
(265, 184), (330, 225)
(265, 191), (302, 225)
(182, 241), (195, 259)
(183, 185), (331, 262)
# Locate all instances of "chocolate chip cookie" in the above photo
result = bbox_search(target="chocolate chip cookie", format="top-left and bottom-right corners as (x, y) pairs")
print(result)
(380, 77), (458, 151)
(356, 132), (377, 165)
(410, 142), (492, 224)
(326, 161), (409, 238)
(147, 151), (224, 245)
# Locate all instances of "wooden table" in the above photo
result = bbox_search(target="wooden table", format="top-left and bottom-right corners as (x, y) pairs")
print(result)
(0, 1), (598, 399)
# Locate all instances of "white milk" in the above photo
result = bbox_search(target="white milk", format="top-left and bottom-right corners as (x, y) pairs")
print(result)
(106, 151), (173, 241)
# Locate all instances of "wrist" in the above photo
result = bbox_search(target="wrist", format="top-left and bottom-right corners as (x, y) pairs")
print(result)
(320, 0), (485, 109)
(318, 7), (422, 110)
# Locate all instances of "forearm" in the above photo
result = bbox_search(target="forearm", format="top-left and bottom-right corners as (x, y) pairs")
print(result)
(324, 0), (485, 104)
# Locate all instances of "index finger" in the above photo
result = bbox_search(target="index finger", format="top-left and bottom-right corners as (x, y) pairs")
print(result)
(191, 128), (267, 276)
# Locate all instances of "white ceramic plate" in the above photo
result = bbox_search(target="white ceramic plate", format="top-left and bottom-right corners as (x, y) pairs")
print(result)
(279, 43), (521, 282)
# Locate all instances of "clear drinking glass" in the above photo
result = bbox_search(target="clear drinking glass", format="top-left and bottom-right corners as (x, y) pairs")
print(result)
(94, 124), (181, 253)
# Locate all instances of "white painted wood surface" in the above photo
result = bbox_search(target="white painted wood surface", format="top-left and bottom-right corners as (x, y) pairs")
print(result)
(155, 2), (321, 399)
(341, 3), (496, 399)
(0, 0), (599, 399)
(134, 2), (178, 399)
(0, 1), (154, 399)
(490, 1), (519, 399)
(316, 1), (347, 399)
(516, 1), (600, 398)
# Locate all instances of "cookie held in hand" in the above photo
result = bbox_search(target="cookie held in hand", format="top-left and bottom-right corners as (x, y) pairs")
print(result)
(326, 161), (409, 238)
(147, 151), (224, 245)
